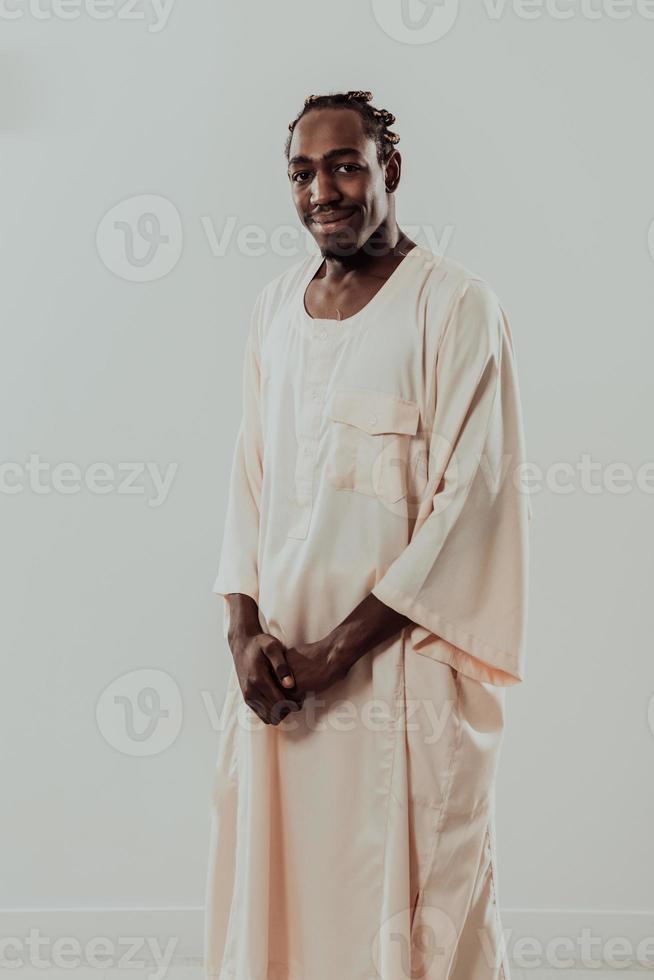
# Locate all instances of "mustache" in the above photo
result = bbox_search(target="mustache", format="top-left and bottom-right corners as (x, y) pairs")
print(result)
(307, 206), (357, 220)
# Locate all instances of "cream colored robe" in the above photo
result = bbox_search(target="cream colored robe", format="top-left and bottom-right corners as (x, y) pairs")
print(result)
(205, 244), (531, 980)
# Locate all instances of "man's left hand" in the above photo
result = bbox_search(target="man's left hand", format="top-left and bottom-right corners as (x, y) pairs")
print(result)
(282, 636), (353, 702)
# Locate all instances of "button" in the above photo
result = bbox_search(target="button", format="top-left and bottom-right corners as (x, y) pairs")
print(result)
(319, 330), (327, 340)
(312, 390), (319, 400)
(369, 414), (377, 426)
(303, 447), (311, 455)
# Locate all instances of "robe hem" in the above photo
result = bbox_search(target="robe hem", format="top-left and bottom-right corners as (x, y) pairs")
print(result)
(212, 580), (259, 603)
(205, 965), (377, 980)
(371, 581), (523, 686)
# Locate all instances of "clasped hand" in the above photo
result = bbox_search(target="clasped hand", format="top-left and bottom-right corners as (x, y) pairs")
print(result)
(232, 631), (351, 726)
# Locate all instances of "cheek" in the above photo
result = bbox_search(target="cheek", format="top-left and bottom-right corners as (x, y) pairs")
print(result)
(365, 193), (389, 226)
(364, 177), (389, 216)
(291, 188), (309, 213)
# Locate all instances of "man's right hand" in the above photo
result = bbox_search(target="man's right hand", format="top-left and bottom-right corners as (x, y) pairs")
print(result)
(231, 631), (304, 725)
(224, 593), (303, 725)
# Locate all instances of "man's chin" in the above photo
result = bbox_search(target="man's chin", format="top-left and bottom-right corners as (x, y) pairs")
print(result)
(314, 232), (360, 260)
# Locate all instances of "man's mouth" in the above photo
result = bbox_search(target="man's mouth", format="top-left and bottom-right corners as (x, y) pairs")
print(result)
(310, 208), (356, 232)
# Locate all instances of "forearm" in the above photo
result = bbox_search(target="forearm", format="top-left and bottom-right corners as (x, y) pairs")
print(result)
(327, 592), (411, 672)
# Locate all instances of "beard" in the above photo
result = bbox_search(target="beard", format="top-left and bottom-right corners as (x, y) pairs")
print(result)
(318, 228), (360, 260)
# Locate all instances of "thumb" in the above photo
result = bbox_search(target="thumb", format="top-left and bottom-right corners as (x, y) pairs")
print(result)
(260, 636), (296, 689)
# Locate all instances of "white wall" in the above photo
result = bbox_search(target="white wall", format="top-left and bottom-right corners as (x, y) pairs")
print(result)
(2, 0), (653, 967)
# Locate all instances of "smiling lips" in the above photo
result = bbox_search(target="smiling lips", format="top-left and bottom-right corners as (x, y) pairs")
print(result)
(311, 208), (356, 231)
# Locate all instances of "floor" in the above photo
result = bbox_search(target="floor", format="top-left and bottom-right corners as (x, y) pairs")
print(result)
(2, 966), (651, 979)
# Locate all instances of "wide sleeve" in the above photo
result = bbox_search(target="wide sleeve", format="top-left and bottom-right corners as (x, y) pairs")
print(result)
(212, 290), (266, 637)
(371, 277), (531, 686)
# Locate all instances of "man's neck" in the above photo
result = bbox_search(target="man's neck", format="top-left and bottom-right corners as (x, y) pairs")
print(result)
(321, 226), (413, 279)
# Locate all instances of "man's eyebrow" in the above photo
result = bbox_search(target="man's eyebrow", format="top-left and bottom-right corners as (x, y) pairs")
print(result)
(287, 147), (364, 167)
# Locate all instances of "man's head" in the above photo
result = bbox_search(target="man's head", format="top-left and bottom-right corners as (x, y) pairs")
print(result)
(285, 91), (403, 258)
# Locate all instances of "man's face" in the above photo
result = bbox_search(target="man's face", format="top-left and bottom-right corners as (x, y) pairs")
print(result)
(287, 107), (395, 258)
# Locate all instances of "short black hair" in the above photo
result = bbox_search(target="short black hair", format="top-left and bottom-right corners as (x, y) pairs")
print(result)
(285, 90), (400, 166)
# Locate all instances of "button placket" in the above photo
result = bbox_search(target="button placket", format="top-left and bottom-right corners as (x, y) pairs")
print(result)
(287, 324), (333, 540)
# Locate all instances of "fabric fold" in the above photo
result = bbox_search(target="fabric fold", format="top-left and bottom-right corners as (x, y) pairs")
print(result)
(371, 279), (530, 685)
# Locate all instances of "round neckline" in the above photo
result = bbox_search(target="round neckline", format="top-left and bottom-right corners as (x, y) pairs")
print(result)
(298, 243), (425, 326)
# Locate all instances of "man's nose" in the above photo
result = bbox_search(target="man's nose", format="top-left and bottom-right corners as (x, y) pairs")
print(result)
(309, 172), (340, 208)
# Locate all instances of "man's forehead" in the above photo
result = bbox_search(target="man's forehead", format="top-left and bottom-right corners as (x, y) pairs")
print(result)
(289, 108), (373, 163)
(287, 145), (367, 167)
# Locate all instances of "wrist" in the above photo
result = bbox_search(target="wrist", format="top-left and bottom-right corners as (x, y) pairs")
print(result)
(327, 620), (367, 674)
(225, 593), (262, 650)
(326, 593), (410, 674)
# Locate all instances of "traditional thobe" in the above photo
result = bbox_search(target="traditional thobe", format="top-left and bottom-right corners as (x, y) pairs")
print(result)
(204, 244), (531, 980)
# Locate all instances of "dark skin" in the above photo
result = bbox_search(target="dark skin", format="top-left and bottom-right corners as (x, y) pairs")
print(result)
(289, 106), (418, 319)
(226, 592), (411, 725)
(226, 106), (419, 725)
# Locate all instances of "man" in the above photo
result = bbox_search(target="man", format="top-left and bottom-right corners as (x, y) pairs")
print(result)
(204, 90), (531, 980)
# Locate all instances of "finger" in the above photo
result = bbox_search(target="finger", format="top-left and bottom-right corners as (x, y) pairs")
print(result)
(269, 701), (293, 725)
(250, 674), (295, 725)
(265, 665), (304, 709)
(244, 685), (272, 725)
(264, 661), (304, 710)
(256, 671), (303, 723)
(269, 691), (306, 724)
(244, 700), (268, 725)
(260, 636), (297, 690)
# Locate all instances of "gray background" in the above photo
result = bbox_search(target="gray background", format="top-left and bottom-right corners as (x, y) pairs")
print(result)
(1, 0), (652, 958)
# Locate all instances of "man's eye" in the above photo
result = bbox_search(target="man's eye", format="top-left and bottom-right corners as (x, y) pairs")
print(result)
(335, 164), (359, 173)
(292, 172), (311, 183)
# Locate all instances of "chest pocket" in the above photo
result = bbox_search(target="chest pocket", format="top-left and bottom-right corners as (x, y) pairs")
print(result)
(326, 388), (420, 504)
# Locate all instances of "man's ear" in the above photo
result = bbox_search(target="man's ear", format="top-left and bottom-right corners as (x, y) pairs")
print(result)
(385, 150), (402, 193)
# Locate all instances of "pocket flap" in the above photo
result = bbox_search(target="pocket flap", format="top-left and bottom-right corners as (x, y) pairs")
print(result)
(329, 388), (420, 435)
